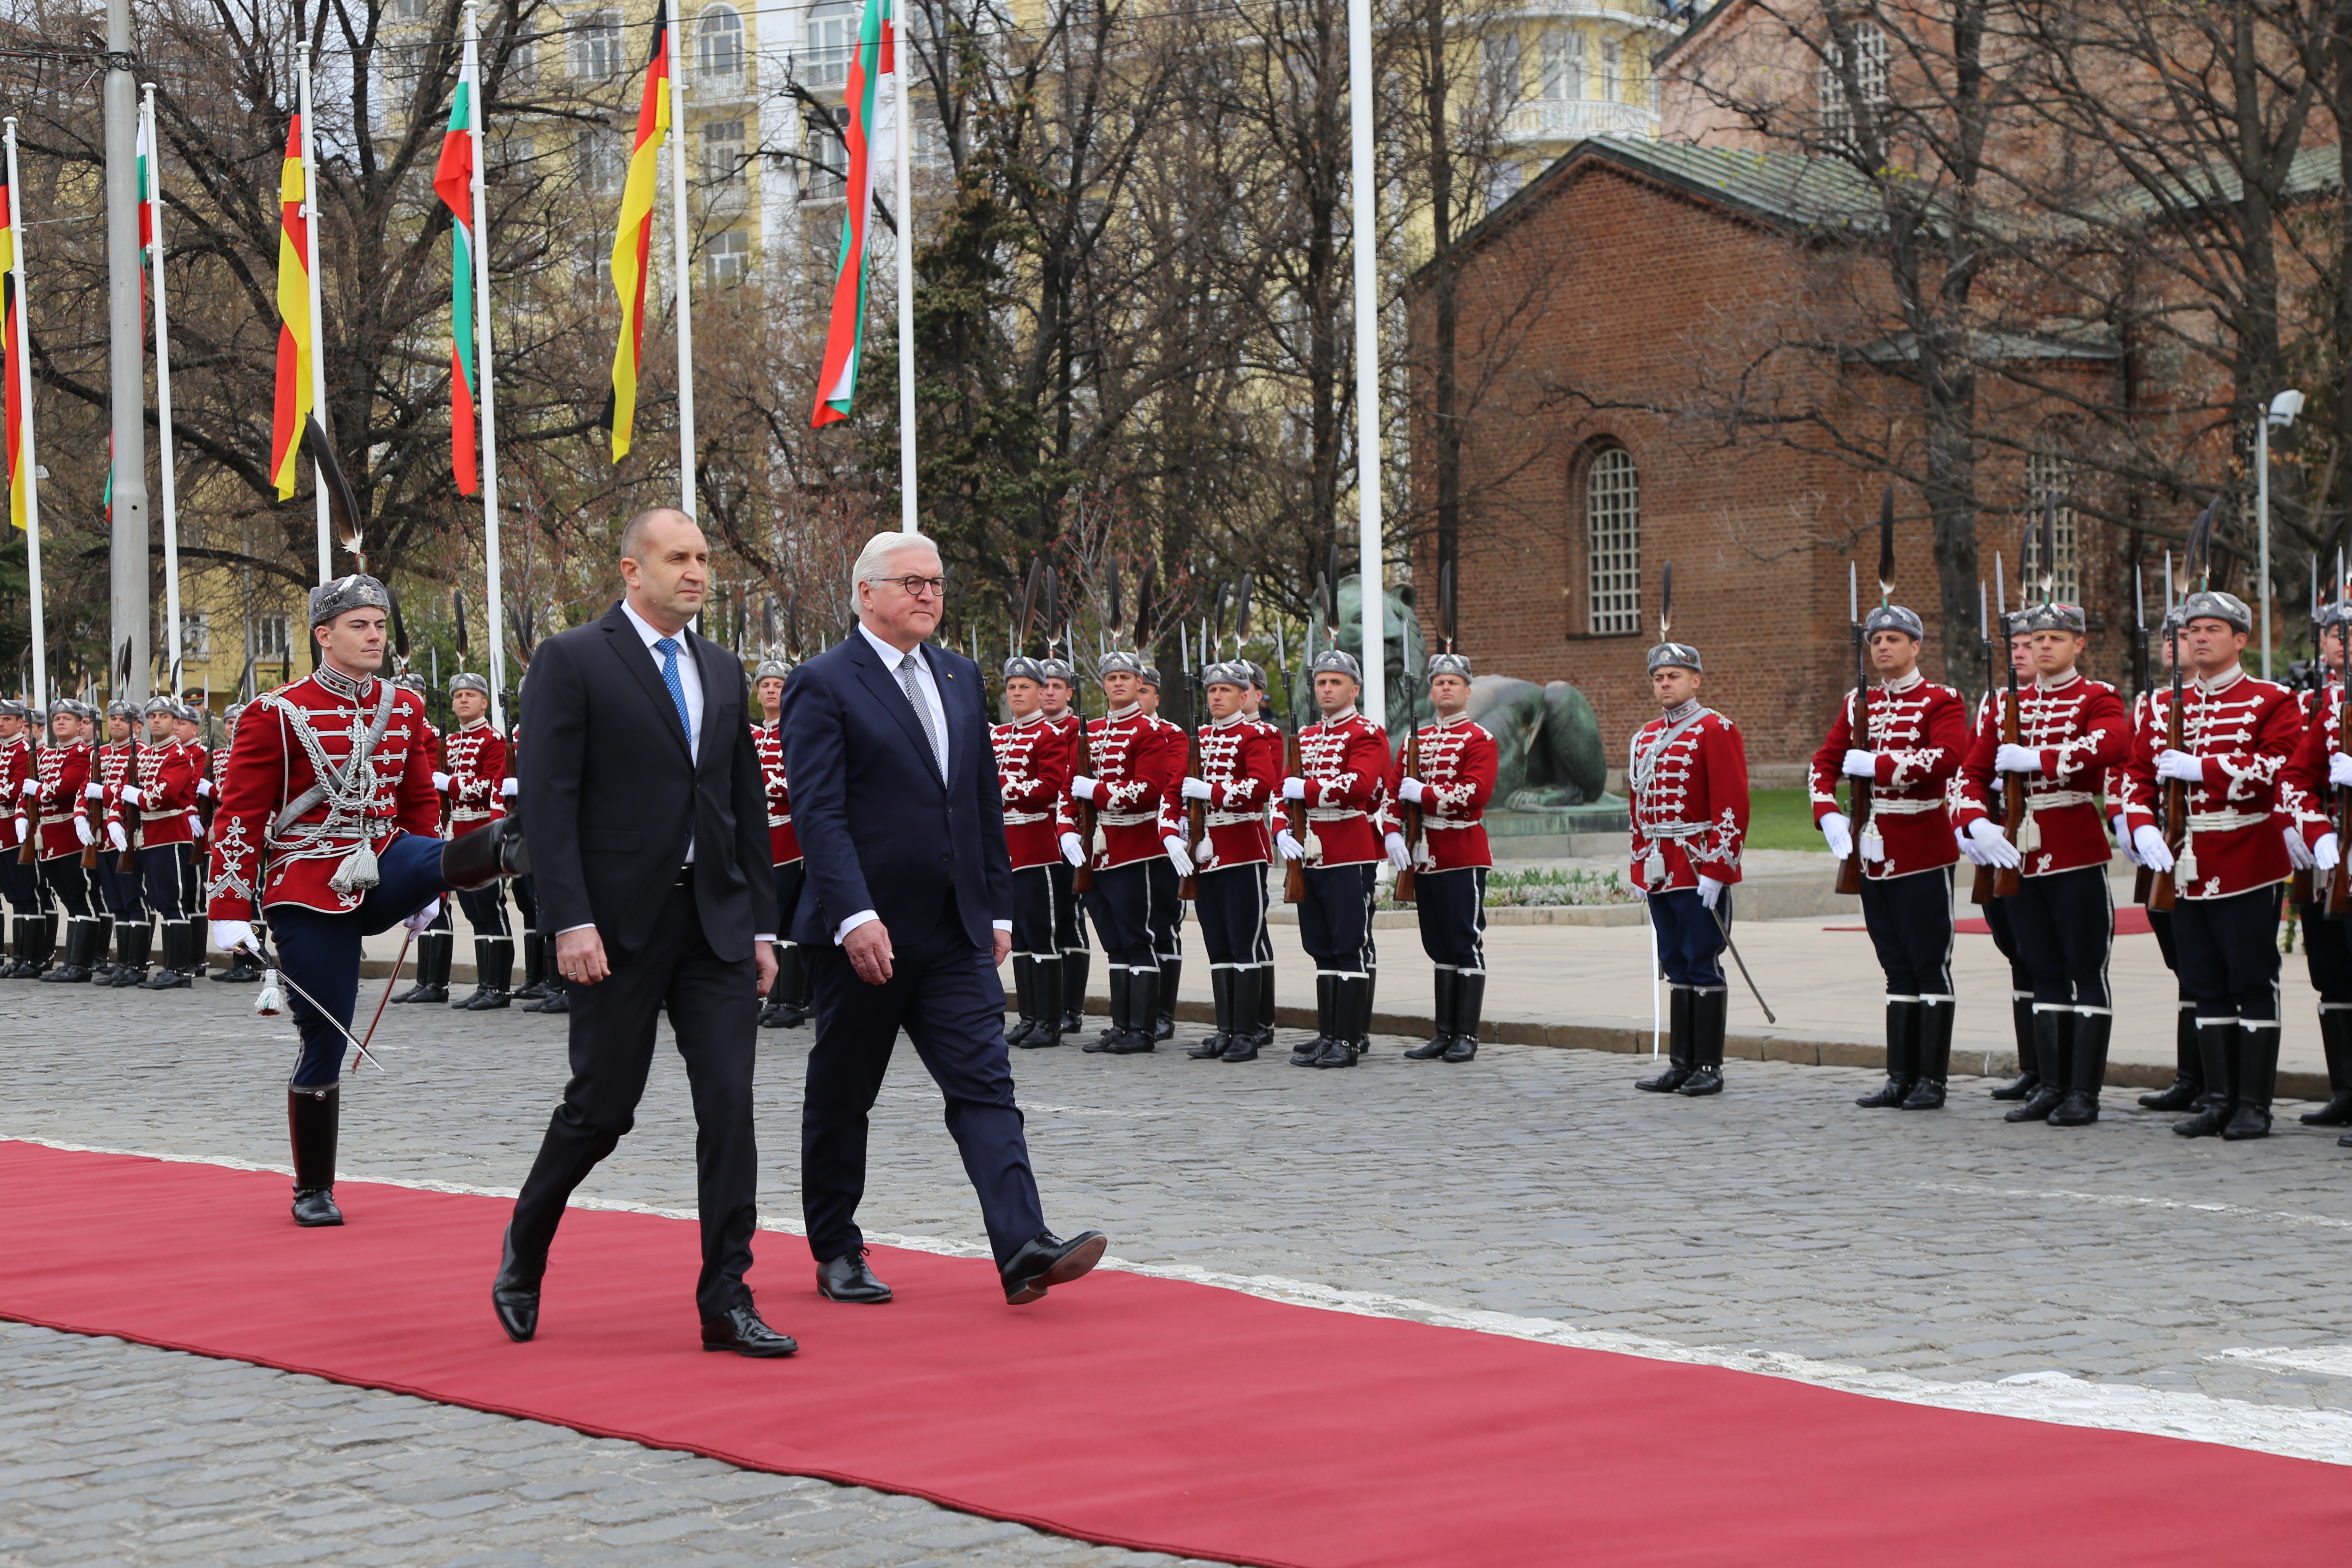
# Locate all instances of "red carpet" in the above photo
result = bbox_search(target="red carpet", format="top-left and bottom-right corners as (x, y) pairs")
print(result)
(0, 1141), (2340, 1567)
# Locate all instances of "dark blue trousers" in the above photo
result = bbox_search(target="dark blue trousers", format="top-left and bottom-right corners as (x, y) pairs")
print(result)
(1414, 866), (1487, 971)
(268, 833), (450, 1087)
(138, 844), (187, 922)
(95, 855), (147, 923)
(1194, 861), (1268, 967)
(802, 887), (1045, 1269)
(0, 854), (43, 913)
(1298, 862), (1377, 975)
(1647, 885), (1729, 986)
(1083, 860), (1158, 969)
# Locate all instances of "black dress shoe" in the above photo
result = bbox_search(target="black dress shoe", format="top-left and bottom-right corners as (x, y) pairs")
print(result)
(1404, 1032), (1451, 1060)
(1220, 1033), (1259, 1063)
(815, 1248), (894, 1304)
(291, 1187), (343, 1228)
(1001, 1229), (1107, 1305)
(492, 1225), (543, 1343)
(701, 1302), (798, 1357)
(2138, 1076), (2199, 1112)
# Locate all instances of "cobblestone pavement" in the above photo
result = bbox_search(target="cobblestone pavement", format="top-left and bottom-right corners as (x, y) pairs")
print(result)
(3, 977), (2351, 1562)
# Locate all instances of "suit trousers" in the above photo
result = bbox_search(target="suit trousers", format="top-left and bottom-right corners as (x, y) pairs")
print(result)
(802, 887), (1045, 1269)
(268, 832), (453, 1087)
(508, 874), (760, 1321)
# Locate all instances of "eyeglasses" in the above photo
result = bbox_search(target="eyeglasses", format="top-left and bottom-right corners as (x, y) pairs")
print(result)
(873, 574), (948, 599)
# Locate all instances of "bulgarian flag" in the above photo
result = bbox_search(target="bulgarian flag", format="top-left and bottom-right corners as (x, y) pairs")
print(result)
(1, 170), (24, 533)
(135, 114), (156, 267)
(809, 0), (893, 427)
(433, 33), (482, 495)
(268, 113), (314, 500)
(605, 0), (671, 462)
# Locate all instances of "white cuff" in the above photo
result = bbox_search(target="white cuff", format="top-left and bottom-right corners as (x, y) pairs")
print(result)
(992, 919), (1012, 931)
(834, 909), (880, 944)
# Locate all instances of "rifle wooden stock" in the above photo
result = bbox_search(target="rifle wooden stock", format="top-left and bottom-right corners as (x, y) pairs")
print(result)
(1994, 681), (2025, 898)
(1282, 729), (1307, 905)
(1394, 727), (1422, 906)
(117, 842), (138, 876)
(2292, 867), (2315, 906)
(2133, 863), (2154, 905)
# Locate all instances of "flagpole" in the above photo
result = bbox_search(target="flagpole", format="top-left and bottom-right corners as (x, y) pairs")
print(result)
(894, 0), (915, 534)
(463, 1), (506, 729)
(1347, 0), (1382, 735)
(142, 85), (183, 698)
(298, 49), (329, 583)
(667, 46), (695, 520)
(4, 119), (45, 713)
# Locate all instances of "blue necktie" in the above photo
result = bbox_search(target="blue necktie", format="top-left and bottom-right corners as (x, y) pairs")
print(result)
(653, 637), (694, 751)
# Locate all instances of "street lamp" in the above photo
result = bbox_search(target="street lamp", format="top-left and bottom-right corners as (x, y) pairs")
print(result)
(2259, 387), (2305, 679)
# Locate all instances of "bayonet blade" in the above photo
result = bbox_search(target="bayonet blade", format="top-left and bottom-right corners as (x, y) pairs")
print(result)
(1876, 485), (1895, 601)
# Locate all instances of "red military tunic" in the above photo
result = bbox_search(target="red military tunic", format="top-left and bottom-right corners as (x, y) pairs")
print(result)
(1083, 704), (1185, 870)
(993, 711), (1071, 871)
(1, 729), (33, 854)
(206, 668), (443, 919)
(2116, 666), (2301, 899)
(1400, 713), (1498, 871)
(91, 739), (145, 851)
(750, 720), (800, 866)
(2283, 680), (2350, 849)
(1192, 713), (1280, 870)
(28, 738), (92, 861)
(1953, 671), (2129, 878)
(1296, 707), (1390, 869)
(1040, 709), (1084, 842)
(122, 737), (201, 849)
(1807, 671), (1966, 880)
(442, 718), (508, 841)
(1628, 701), (1749, 892)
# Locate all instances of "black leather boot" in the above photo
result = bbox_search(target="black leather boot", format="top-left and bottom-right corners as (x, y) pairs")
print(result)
(1638, 985), (1694, 1091)
(287, 1082), (344, 1227)
(1005, 953), (1036, 1046)
(512, 928), (550, 1000)
(1061, 949), (1090, 1035)
(214, 926), (262, 982)
(41, 918), (94, 983)
(1901, 999), (1953, 1109)
(1222, 967), (1262, 1061)
(778, 940), (812, 1024)
(461, 936), (514, 1008)
(2048, 1011), (2110, 1126)
(1108, 969), (1158, 1053)
(2139, 1002), (2204, 1111)
(107, 921), (153, 987)
(1856, 998), (1920, 1107)
(0, 914), (28, 977)
(21, 913), (55, 978)
(86, 915), (115, 982)
(1315, 974), (1367, 1067)
(1257, 959), (1277, 1044)
(1360, 968), (1379, 1055)
(1677, 986), (1727, 1095)
(526, 976), (570, 1014)
(2005, 1008), (2070, 1122)
(1153, 956), (1180, 1041)
(1084, 964), (1126, 1053)
(1988, 992), (2039, 1099)
(2173, 1019), (2239, 1137)
(1023, 959), (1062, 1049)
(1188, 968), (1234, 1058)
(1443, 972), (1484, 1062)
(2222, 1022), (2278, 1140)
(140, 922), (193, 989)
(396, 928), (451, 1003)
(1294, 974), (1336, 1066)
(1407, 969), (1458, 1060)
(2300, 1007), (2352, 1124)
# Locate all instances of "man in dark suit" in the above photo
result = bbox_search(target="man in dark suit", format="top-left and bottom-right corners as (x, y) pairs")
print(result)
(493, 508), (796, 1358)
(783, 531), (1107, 1307)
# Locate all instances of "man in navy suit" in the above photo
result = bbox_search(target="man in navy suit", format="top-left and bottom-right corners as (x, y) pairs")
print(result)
(782, 531), (1107, 1306)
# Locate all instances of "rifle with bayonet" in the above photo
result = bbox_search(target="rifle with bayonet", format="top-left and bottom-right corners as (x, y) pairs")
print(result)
(1971, 577), (1996, 906)
(2153, 503), (2217, 912)
(1994, 548), (2024, 898)
(2132, 561), (2155, 906)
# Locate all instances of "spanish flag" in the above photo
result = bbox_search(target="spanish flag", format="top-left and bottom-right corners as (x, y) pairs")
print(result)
(606, 1), (671, 462)
(1, 168), (23, 533)
(810, 0), (892, 427)
(268, 114), (313, 500)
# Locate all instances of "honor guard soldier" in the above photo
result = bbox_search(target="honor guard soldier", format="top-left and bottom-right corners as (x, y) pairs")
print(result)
(1810, 604), (1968, 1109)
(751, 656), (813, 1030)
(1069, 649), (1188, 1052)
(390, 674), (454, 1005)
(1242, 661), (1280, 1042)
(1629, 640), (1749, 1095)
(1177, 659), (1282, 1061)
(89, 701), (152, 983)
(205, 703), (264, 983)
(0, 697), (49, 976)
(1396, 652), (1499, 1064)
(1278, 648), (1394, 1069)
(2114, 608), (2205, 1112)
(1963, 611), (2044, 1098)
(122, 695), (205, 988)
(1136, 662), (1185, 1039)
(994, 654), (1076, 1049)
(29, 701), (99, 983)
(443, 672), (517, 1009)
(172, 701), (212, 959)
(1036, 656), (1091, 1037)
(1956, 601), (2130, 1126)
(207, 574), (527, 1227)
(2119, 589), (2302, 1139)
(2282, 600), (2352, 1133)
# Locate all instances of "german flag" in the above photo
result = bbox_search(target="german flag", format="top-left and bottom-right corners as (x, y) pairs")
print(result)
(606, 0), (671, 463)
(268, 114), (314, 500)
(0, 164), (23, 533)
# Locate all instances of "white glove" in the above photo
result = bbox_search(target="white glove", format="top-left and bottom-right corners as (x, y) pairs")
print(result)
(1281, 776), (1308, 801)
(1180, 776), (1213, 801)
(11, 815), (24, 841)
(1819, 811), (1853, 861)
(1398, 778), (1426, 804)
(2318, 832), (2342, 873)
(18, 778), (35, 798)
(1994, 743), (2042, 775)
(84, 782), (103, 799)
(1163, 835), (1194, 878)
(1969, 816), (2022, 870)
(1698, 874), (1725, 910)
(120, 785), (142, 806)
(2285, 826), (2317, 871)
(189, 814), (204, 838)
(2113, 816), (2138, 866)
(1059, 831), (1086, 866)
(1841, 749), (1876, 779)
(1384, 832), (1411, 870)
(2132, 824), (2175, 873)
(73, 817), (93, 846)
(211, 919), (258, 955)
(1955, 825), (1986, 867)
(1276, 828), (1304, 861)
(1069, 775), (1099, 802)
(404, 897), (442, 933)
(2155, 749), (2204, 784)
(107, 822), (127, 853)
(196, 778), (213, 798)
(2332, 752), (2352, 789)
(431, 771), (452, 792)
(501, 777), (518, 798)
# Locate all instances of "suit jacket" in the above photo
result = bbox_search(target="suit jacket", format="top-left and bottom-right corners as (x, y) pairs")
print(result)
(779, 628), (1012, 950)
(518, 602), (776, 965)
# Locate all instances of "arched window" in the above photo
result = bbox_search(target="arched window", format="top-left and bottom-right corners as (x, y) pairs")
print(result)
(699, 4), (743, 80)
(1587, 448), (1641, 635)
(2025, 444), (2079, 605)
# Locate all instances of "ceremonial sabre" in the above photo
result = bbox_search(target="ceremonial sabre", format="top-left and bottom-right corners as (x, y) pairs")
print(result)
(1709, 906), (1776, 1024)
(352, 924), (416, 1074)
(241, 931), (391, 1075)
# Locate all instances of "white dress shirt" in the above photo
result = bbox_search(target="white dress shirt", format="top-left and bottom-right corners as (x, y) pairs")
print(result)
(835, 622), (1009, 944)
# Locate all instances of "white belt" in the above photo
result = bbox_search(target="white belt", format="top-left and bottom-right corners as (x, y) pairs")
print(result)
(767, 811), (793, 828)
(1205, 810), (1263, 827)
(2024, 790), (2095, 811)
(1306, 806), (1365, 823)
(1423, 816), (1483, 830)
(1868, 796), (1946, 817)
(2187, 808), (2271, 833)
(138, 808), (183, 823)
(1098, 810), (1157, 827)
(1004, 809), (1054, 826)
(1640, 821), (1706, 839)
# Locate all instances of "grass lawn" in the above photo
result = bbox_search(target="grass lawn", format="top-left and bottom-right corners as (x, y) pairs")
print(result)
(1747, 787), (1836, 853)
